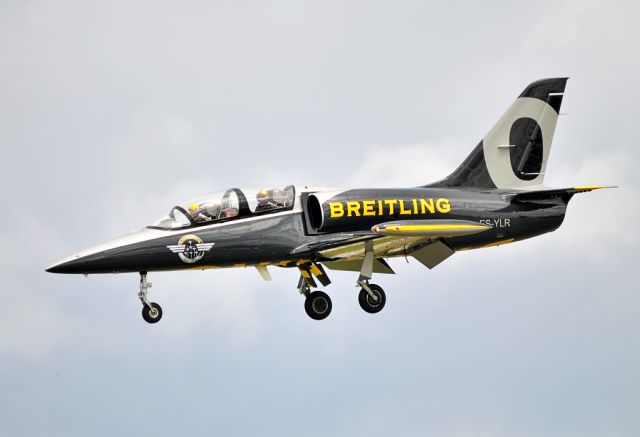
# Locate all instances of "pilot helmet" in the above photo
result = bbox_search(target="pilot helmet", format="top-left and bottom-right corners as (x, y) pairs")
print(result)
(187, 202), (200, 213)
(257, 189), (269, 202)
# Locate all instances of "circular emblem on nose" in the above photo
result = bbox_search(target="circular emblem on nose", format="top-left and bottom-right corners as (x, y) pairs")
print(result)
(166, 234), (215, 264)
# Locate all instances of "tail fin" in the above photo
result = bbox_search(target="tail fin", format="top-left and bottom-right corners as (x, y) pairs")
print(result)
(427, 78), (568, 190)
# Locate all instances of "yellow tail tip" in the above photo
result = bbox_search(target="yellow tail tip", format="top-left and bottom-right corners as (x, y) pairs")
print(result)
(573, 185), (617, 192)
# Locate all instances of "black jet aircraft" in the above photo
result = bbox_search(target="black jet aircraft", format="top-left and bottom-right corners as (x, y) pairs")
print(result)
(47, 78), (612, 323)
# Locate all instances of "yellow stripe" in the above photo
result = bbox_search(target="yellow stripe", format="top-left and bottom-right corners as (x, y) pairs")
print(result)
(383, 224), (487, 232)
(481, 238), (515, 248)
(186, 265), (222, 270)
(310, 263), (322, 276)
(300, 269), (311, 278)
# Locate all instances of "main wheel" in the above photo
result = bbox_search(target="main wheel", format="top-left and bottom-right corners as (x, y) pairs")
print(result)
(358, 284), (386, 313)
(304, 291), (332, 320)
(142, 302), (163, 324)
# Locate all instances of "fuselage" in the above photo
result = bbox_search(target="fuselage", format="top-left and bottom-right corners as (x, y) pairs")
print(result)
(46, 185), (568, 275)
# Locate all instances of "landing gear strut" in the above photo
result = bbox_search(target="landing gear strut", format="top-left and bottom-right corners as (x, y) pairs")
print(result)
(139, 272), (162, 324)
(298, 275), (332, 320)
(356, 240), (387, 314)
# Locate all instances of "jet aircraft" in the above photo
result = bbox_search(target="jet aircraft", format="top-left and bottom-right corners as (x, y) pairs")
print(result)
(47, 78), (612, 323)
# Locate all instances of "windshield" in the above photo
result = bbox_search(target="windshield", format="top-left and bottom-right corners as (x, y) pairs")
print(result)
(149, 186), (295, 230)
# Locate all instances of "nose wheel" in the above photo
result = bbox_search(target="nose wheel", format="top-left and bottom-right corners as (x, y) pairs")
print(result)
(142, 302), (163, 323)
(138, 272), (163, 324)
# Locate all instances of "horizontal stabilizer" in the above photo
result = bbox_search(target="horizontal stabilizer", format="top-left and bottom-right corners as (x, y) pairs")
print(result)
(372, 220), (491, 237)
(511, 185), (616, 203)
(571, 185), (617, 193)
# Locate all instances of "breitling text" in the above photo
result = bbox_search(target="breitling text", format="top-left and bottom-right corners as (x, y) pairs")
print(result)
(328, 198), (451, 218)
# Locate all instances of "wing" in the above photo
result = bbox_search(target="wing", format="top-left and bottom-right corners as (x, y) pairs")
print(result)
(318, 235), (451, 271)
(323, 258), (396, 274)
(317, 220), (491, 270)
(196, 243), (215, 252)
(167, 245), (186, 253)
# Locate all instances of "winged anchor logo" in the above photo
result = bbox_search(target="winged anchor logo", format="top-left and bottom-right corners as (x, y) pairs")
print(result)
(167, 234), (214, 264)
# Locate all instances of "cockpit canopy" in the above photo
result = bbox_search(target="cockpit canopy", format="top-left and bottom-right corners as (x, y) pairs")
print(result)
(149, 186), (295, 230)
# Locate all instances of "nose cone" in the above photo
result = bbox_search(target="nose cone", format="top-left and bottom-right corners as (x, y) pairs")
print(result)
(46, 259), (71, 273)
(46, 254), (105, 274)
(45, 228), (166, 274)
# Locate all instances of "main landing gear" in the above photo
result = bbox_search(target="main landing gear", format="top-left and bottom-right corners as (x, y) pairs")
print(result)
(298, 276), (332, 320)
(296, 274), (387, 320)
(295, 239), (388, 320)
(139, 272), (163, 324)
(355, 239), (386, 314)
(357, 281), (386, 314)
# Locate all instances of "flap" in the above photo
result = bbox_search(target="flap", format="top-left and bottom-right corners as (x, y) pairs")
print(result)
(255, 265), (272, 281)
(412, 240), (455, 269)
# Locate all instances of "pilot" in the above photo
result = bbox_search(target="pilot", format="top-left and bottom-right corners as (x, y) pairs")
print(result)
(255, 189), (277, 212)
(271, 188), (284, 207)
(188, 202), (220, 222)
(221, 207), (239, 218)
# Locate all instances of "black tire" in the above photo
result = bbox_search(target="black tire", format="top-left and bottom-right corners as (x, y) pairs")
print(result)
(304, 291), (332, 320)
(358, 284), (386, 313)
(142, 302), (163, 324)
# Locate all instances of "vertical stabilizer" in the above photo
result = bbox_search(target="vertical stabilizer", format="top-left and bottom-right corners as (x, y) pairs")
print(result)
(427, 78), (568, 189)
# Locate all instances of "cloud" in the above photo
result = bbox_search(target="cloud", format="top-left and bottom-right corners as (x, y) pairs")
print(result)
(1, 0), (639, 435)
(345, 141), (462, 188)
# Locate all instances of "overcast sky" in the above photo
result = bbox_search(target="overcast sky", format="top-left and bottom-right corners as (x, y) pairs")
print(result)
(1, 0), (639, 436)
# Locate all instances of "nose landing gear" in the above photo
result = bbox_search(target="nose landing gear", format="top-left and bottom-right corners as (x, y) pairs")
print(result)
(139, 272), (163, 324)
